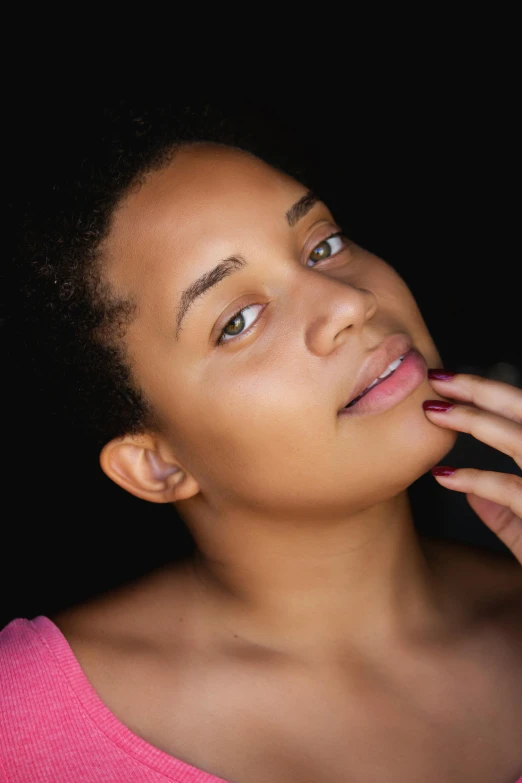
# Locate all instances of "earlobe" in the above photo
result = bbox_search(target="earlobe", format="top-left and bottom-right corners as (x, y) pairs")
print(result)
(99, 433), (199, 504)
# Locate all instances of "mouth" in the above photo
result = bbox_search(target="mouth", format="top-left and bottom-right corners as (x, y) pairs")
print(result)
(338, 333), (414, 413)
(343, 354), (407, 409)
(338, 346), (427, 417)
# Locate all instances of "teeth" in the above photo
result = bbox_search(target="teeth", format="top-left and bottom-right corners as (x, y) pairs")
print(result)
(365, 355), (405, 390)
(379, 356), (404, 379)
(345, 354), (407, 408)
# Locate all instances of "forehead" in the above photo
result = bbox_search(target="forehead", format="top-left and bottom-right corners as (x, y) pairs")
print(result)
(105, 144), (300, 288)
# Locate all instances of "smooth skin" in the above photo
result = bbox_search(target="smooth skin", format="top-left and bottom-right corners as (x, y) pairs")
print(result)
(425, 374), (522, 562)
(51, 144), (522, 782)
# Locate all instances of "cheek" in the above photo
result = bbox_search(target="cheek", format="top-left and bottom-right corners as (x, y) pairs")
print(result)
(172, 366), (331, 493)
(368, 261), (441, 362)
(369, 261), (420, 315)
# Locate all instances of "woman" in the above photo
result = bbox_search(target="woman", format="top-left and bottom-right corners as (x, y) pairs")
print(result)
(1, 109), (521, 782)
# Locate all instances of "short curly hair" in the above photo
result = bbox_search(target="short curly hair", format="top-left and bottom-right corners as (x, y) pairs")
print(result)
(14, 104), (317, 452)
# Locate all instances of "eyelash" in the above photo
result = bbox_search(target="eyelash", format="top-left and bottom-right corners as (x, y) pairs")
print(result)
(216, 231), (349, 346)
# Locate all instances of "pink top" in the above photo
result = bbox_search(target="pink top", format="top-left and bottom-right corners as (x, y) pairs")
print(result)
(1, 616), (521, 783)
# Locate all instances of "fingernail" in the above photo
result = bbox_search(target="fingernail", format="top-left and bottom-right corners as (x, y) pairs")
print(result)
(428, 369), (456, 380)
(431, 465), (457, 477)
(422, 400), (455, 412)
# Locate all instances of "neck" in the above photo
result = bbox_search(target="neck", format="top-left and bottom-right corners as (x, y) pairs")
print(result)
(176, 491), (446, 661)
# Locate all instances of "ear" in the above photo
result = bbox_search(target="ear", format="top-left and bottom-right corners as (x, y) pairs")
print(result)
(99, 432), (200, 504)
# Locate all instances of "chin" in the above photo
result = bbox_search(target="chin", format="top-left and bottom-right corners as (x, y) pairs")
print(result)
(416, 424), (459, 478)
(387, 404), (459, 489)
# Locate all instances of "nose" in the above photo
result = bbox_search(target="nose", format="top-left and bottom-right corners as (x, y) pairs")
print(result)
(305, 280), (378, 353)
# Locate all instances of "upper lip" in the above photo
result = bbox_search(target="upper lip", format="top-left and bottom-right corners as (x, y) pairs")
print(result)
(338, 333), (414, 411)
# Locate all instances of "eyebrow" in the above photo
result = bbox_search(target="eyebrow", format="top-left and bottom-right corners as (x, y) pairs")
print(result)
(175, 190), (319, 340)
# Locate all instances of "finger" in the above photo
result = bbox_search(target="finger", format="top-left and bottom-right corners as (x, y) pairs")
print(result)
(423, 401), (522, 464)
(466, 493), (506, 525)
(431, 467), (522, 516)
(431, 467), (522, 562)
(466, 492), (522, 566)
(427, 371), (522, 424)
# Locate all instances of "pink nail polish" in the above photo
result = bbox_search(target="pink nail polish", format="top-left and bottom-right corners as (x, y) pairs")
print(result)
(431, 465), (457, 477)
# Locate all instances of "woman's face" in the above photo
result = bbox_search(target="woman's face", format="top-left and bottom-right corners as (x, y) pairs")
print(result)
(102, 143), (456, 518)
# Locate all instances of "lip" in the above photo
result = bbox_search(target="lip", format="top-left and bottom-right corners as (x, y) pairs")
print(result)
(338, 333), (414, 412)
(338, 348), (427, 417)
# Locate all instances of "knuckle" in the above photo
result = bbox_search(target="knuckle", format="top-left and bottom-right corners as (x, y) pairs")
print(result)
(470, 373), (489, 393)
(466, 467), (484, 483)
(466, 375), (484, 404)
(504, 473), (522, 499)
(457, 468), (484, 486)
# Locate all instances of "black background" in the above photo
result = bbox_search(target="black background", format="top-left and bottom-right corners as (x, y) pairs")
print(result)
(2, 90), (520, 631)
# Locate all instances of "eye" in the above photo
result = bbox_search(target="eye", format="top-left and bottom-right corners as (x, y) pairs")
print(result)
(216, 231), (349, 347)
(216, 304), (264, 346)
(307, 232), (347, 267)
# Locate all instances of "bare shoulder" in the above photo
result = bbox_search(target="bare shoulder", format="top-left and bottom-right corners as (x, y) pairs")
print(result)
(49, 560), (198, 649)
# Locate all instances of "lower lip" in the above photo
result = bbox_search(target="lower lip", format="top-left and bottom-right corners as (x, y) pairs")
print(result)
(338, 348), (427, 418)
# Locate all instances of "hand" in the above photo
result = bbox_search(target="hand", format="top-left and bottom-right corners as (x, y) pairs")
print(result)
(422, 370), (522, 565)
